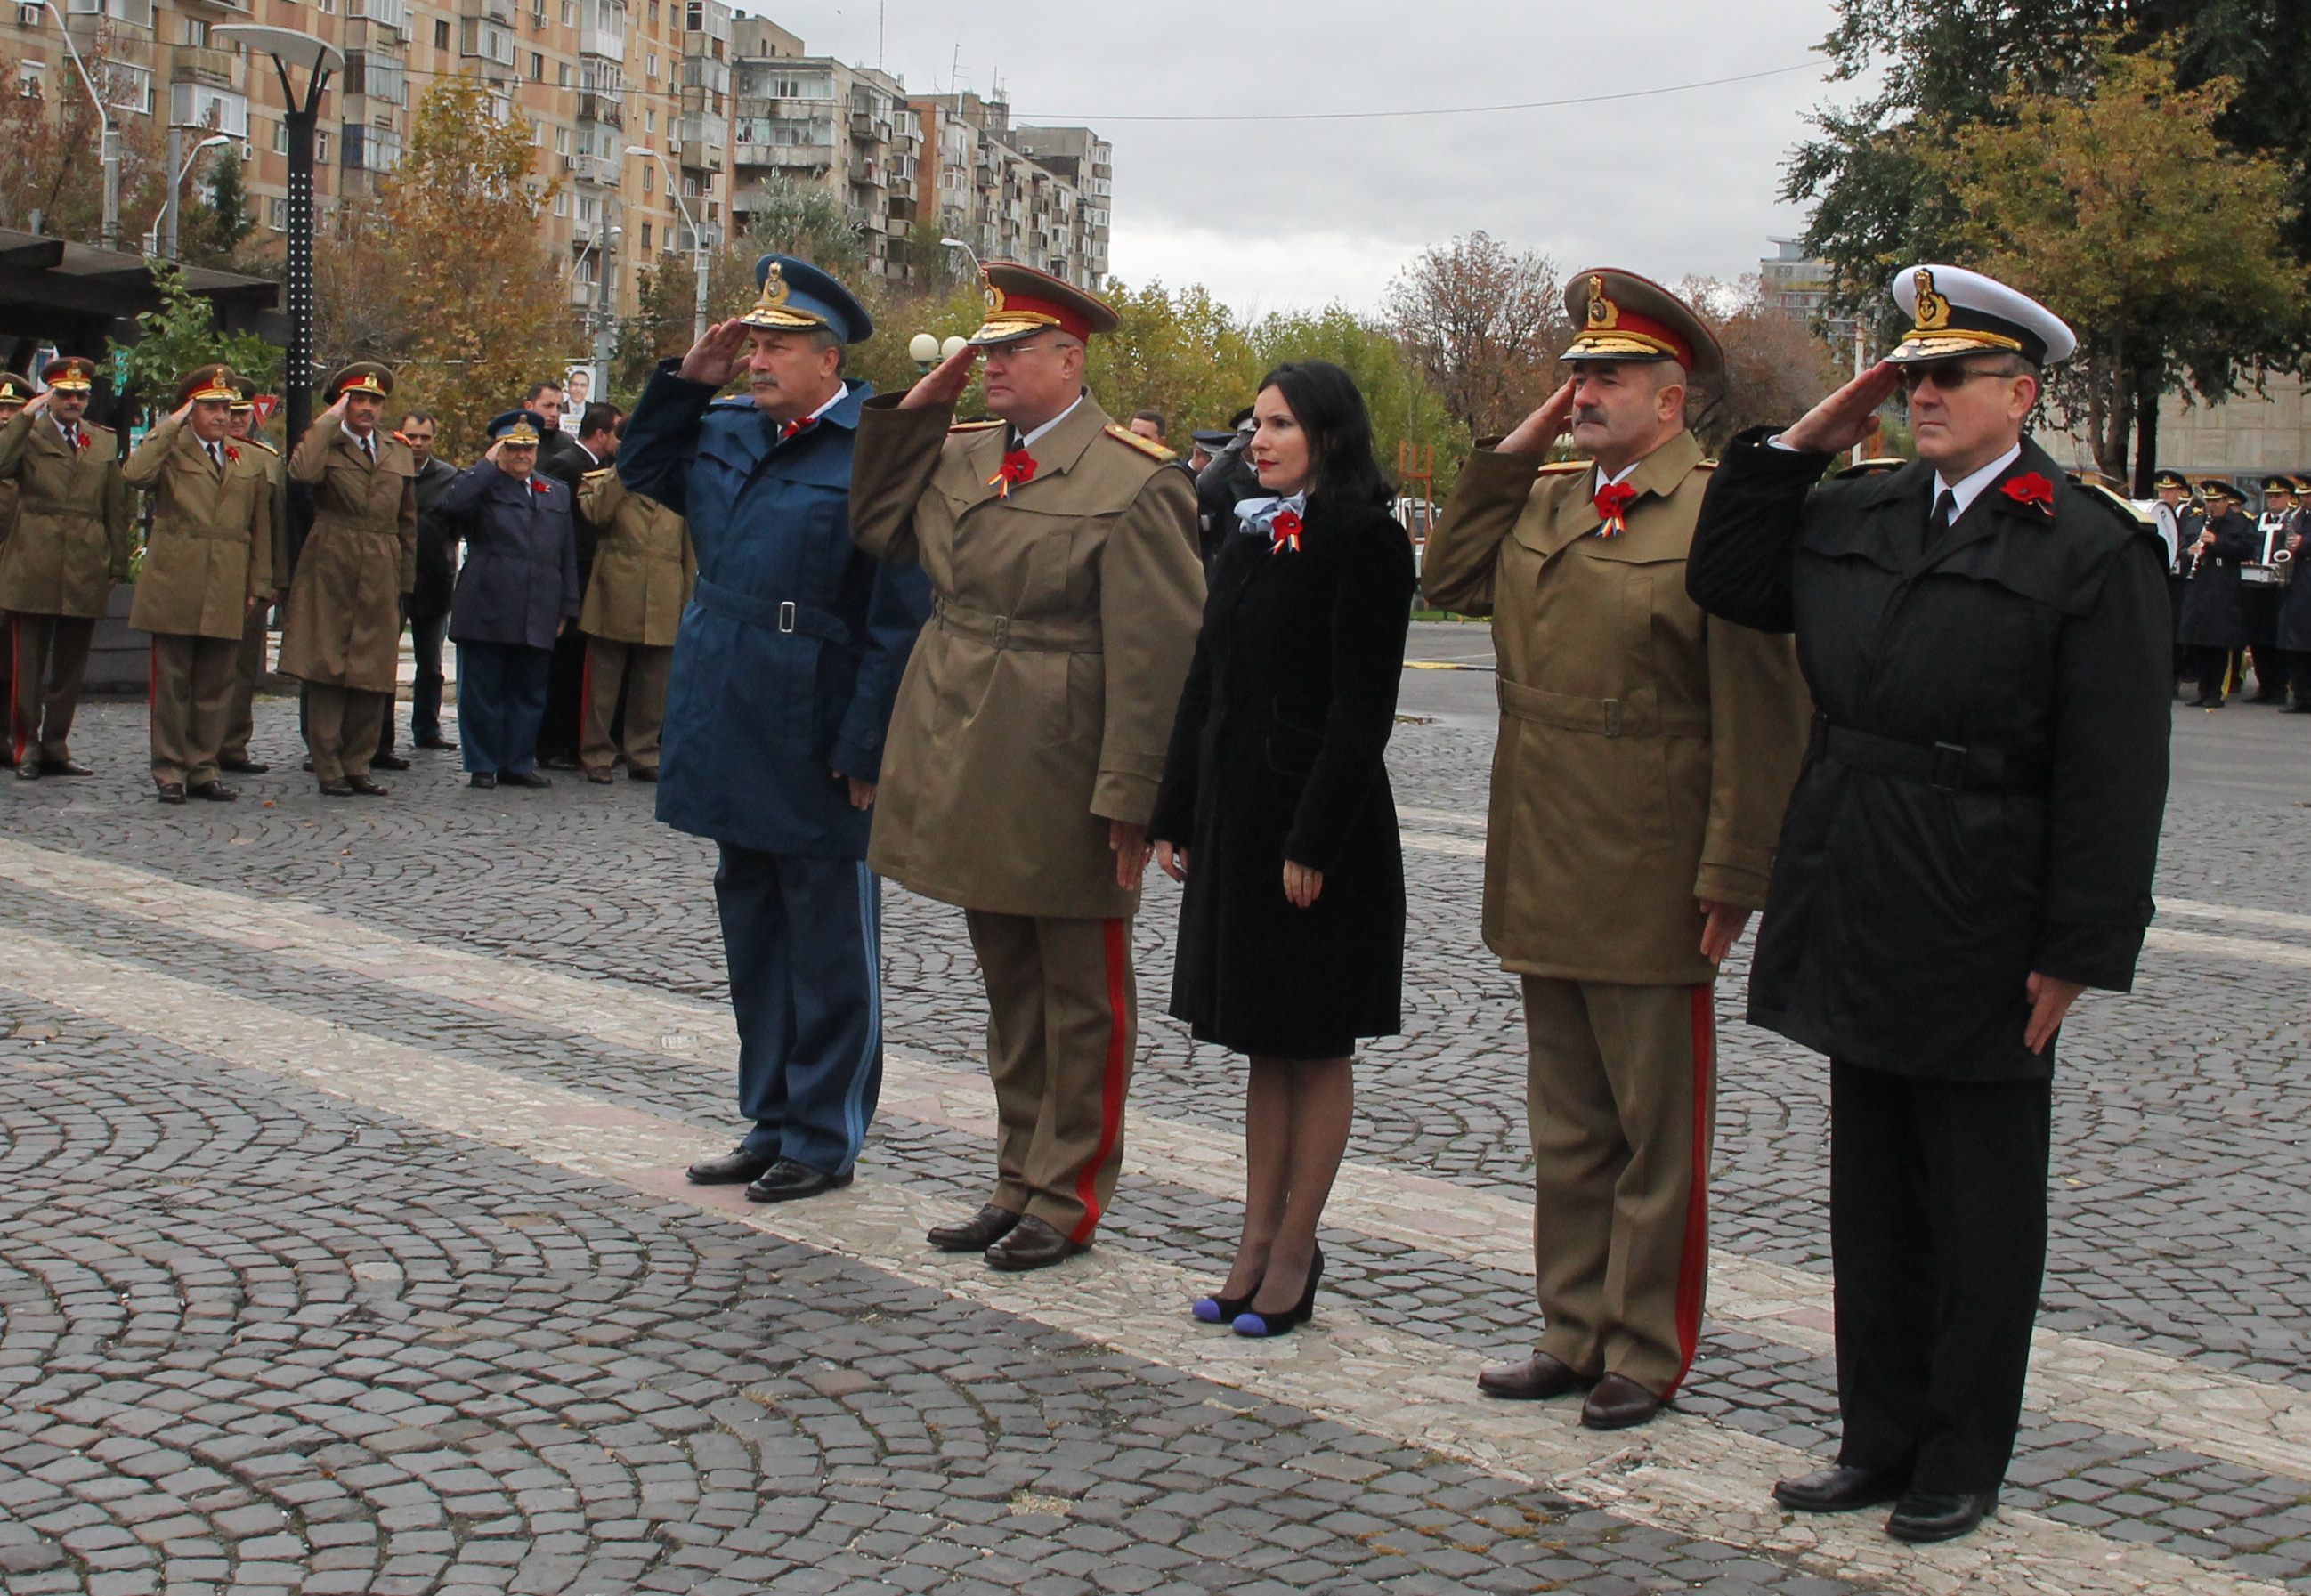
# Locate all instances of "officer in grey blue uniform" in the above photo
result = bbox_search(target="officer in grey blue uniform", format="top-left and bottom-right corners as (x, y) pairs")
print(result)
(617, 254), (931, 1203)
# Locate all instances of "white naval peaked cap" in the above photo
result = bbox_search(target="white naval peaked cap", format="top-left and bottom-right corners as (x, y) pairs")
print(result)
(1886, 264), (2078, 367)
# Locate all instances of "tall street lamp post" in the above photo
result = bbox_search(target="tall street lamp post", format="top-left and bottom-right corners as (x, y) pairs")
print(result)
(150, 133), (234, 260)
(215, 25), (343, 451)
(37, 0), (119, 249)
(625, 145), (706, 339)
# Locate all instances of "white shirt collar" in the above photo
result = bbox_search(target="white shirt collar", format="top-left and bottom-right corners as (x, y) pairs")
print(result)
(806, 381), (850, 424)
(1015, 393), (1085, 450)
(1592, 458), (1641, 496)
(1935, 442), (2023, 521)
(342, 420), (377, 452)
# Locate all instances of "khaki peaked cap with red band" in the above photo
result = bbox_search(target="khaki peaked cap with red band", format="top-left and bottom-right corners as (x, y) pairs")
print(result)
(1561, 268), (1724, 385)
(325, 361), (395, 402)
(964, 261), (1121, 347)
(42, 356), (98, 393)
(176, 364), (240, 408)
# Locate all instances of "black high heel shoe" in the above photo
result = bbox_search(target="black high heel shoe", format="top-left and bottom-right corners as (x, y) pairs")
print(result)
(1191, 1288), (1254, 1325)
(1232, 1244), (1323, 1338)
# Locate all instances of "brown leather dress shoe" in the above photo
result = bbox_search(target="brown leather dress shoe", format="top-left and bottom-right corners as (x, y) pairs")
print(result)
(189, 780), (238, 802)
(584, 766), (615, 783)
(927, 1203), (1021, 1252)
(318, 776), (354, 797)
(1580, 1373), (1664, 1430)
(1476, 1350), (1593, 1400)
(345, 774), (392, 797)
(155, 782), (188, 805)
(40, 757), (92, 776)
(985, 1214), (1083, 1271)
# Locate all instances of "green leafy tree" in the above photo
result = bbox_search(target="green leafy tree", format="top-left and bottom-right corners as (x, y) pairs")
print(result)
(734, 179), (867, 279)
(178, 148), (255, 268)
(1918, 40), (2308, 486)
(109, 257), (280, 408)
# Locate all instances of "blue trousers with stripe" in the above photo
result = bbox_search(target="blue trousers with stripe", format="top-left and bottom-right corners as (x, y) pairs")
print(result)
(714, 844), (883, 1176)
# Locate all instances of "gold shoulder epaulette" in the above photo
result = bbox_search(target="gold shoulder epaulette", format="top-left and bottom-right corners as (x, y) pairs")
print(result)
(1695, 459), (1717, 471)
(1538, 459), (1591, 475)
(2070, 477), (2153, 527)
(582, 466), (614, 481)
(948, 418), (1004, 433)
(1104, 423), (1176, 462)
(248, 437), (279, 454)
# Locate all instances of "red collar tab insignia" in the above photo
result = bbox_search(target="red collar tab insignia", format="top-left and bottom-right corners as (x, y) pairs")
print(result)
(531, 476), (552, 495)
(779, 416), (819, 443)
(2002, 472), (2056, 514)
(989, 448), (1036, 498)
(1593, 481), (1638, 536)
(1269, 507), (1304, 555)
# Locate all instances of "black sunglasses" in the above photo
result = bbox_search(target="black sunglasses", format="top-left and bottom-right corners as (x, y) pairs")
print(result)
(1898, 363), (2023, 394)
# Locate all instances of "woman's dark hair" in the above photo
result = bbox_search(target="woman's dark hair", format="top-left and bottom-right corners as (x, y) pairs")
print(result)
(1255, 360), (1393, 508)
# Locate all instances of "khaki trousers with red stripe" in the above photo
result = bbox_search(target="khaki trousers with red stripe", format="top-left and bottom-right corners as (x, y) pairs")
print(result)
(964, 911), (1135, 1243)
(1521, 976), (1716, 1399)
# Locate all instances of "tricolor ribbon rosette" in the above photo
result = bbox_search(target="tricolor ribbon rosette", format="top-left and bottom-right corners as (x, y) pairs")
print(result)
(1593, 482), (1637, 538)
(1232, 492), (1310, 555)
(988, 449), (1036, 498)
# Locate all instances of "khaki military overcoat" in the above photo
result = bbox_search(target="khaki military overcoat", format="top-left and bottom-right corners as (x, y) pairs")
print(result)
(0, 407), (133, 618)
(1423, 430), (1811, 986)
(577, 468), (695, 646)
(279, 422), (416, 691)
(849, 393), (1204, 920)
(247, 434), (290, 599)
(121, 412), (274, 640)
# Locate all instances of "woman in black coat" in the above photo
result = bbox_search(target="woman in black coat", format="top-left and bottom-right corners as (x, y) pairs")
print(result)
(440, 409), (580, 789)
(1147, 361), (1414, 1338)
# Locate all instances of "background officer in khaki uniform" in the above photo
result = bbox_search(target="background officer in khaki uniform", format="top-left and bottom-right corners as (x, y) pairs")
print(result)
(281, 362), (417, 797)
(576, 457), (694, 781)
(217, 380), (288, 775)
(851, 262), (1205, 1271)
(0, 357), (133, 781)
(121, 365), (275, 803)
(1424, 270), (1810, 1430)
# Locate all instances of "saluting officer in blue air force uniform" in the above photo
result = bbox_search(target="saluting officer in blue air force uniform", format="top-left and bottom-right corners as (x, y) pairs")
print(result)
(617, 255), (932, 1204)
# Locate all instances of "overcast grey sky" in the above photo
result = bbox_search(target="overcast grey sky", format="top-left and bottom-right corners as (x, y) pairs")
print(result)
(743, 0), (1864, 314)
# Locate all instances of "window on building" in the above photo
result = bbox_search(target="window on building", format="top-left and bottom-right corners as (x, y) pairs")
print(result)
(646, 0), (657, 20)
(578, 194), (596, 220)
(639, 161), (652, 192)
(529, 51), (544, 79)
(268, 197), (287, 230)
(557, 61), (570, 85)
(640, 221), (652, 249)
(315, 129), (328, 161)
(433, 16), (449, 47)
(644, 109), (654, 132)
(560, 0), (573, 20)
(555, 125), (570, 153)
(554, 191), (568, 215)
(645, 52), (658, 77)
(273, 118), (288, 153)
(17, 61), (43, 97)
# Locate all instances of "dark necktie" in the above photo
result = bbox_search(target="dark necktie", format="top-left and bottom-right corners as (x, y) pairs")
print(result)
(1931, 488), (1957, 543)
(361, 434), (375, 466)
(207, 441), (224, 473)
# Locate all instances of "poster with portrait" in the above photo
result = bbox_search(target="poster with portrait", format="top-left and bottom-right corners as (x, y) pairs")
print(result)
(562, 363), (598, 432)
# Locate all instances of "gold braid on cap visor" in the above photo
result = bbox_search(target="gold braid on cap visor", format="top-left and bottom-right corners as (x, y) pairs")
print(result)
(1891, 328), (2025, 361)
(1562, 329), (1683, 361)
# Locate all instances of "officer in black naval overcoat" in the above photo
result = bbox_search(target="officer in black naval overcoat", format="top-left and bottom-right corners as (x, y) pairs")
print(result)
(1686, 265), (2171, 1545)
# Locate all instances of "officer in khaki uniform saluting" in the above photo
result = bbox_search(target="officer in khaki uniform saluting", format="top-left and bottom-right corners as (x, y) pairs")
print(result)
(281, 362), (417, 797)
(0, 356), (134, 781)
(850, 263), (1205, 1271)
(576, 458), (695, 780)
(1423, 271), (1811, 1430)
(120, 365), (275, 803)
(217, 379), (290, 775)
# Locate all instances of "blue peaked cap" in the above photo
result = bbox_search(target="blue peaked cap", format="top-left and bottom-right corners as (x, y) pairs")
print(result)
(739, 254), (874, 344)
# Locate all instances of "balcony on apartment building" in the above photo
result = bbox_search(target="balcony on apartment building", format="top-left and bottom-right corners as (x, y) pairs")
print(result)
(677, 112), (727, 173)
(167, 43), (238, 91)
(577, 92), (622, 127)
(345, 0), (410, 39)
(731, 142), (831, 172)
(578, 0), (624, 59)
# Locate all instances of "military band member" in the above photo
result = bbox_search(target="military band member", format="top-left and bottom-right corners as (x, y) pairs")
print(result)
(2240, 474), (2296, 701)
(119, 366), (275, 803)
(2271, 475), (2311, 711)
(1423, 270), (1810, 1430)
(1688, 264), (2170, 1543)
(281, 362), (417, 797)
(0, 357), (133, 781)
(620, 255), (929, 1203)
(850, 263), (1205, 1269)
(2177, 478), (2254, 707)
(576, 440), (695, 781)
(217, 381), (288, 774)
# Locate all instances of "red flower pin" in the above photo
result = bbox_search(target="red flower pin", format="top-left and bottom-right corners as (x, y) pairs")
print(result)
(988, 449), (1036, 498)
(2002, 472), (2056, 514)
(531, 476), (551, 495)
(1593, 481), (1637, 538)
(223, 445), (240, 465)
(72, 431), (90, 451)
(1269, 508), (1303, 555)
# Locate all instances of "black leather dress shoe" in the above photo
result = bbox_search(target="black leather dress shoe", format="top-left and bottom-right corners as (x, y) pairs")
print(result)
(1773, 1465), (1908, 1513)
(318, 776), (354, 797)
(685, 1146), (777, 1186)
(985, 1214), (1083, 1271)
(1885, 1489), (1997, 1543)
(369, 752), (412, 771)
(40, 758), (91, 776)
(744, 1158), (855, 1203)
(345, 774), (391, 797)
(414, 736), (458, 750)
(189, 780), (237, 802)
(1579, 1373), (1663, 1430)
(928, 1204), (1021, 1252)
(219, 757), (271, 774)
(628, 766), (660, 782)
(1476, 1350), (1593, 1400)
(470, 772), (498, 789)
(14, 759), (39, 781)
(156, 782), (188, 805)
(501, 770), (553, 789)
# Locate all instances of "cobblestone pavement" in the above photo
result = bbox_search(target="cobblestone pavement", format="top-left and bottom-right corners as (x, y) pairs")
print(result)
(0, 624), (2305, 1594)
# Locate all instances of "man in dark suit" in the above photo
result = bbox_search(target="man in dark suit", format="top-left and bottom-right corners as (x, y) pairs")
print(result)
(398, 410), (460, 750)
(1686, 264), (2170, 1544)
(535, 398), (619, 767)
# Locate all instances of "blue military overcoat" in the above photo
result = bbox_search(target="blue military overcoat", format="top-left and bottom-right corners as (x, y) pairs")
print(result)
(617, 361), (930, 858)
(441, 463), (581, 650)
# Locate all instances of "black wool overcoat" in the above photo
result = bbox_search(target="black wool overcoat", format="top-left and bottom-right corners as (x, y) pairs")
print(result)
(1686, 433), (2171, 1082)
(1147, 492), (1415, 1058)
(2174, 506), (2255, 649)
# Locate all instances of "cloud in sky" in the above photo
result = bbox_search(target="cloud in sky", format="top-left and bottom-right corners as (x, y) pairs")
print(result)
(752, 0), (1864, 312)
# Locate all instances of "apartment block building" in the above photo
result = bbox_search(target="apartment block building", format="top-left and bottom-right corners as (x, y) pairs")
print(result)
(2, 0), (1111, 356)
